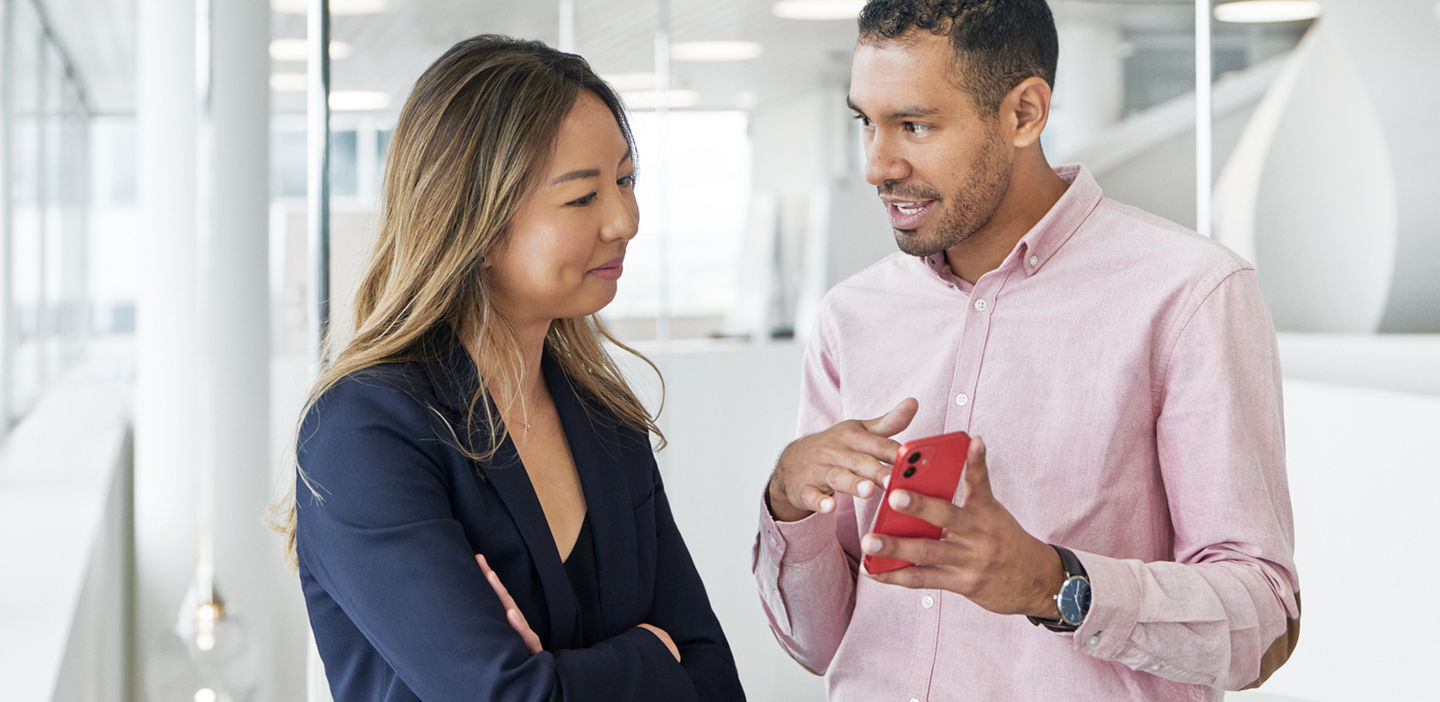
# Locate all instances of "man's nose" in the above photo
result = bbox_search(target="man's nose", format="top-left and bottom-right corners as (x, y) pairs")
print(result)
(864, 131), (909, 186)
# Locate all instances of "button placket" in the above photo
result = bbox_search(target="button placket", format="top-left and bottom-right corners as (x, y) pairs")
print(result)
(943, 265), (1018, 432)
(903, 587), (942, 702)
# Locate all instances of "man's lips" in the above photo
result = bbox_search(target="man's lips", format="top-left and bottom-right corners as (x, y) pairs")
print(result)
(587, 256), (624, 280)
(883, 198), (936, 230)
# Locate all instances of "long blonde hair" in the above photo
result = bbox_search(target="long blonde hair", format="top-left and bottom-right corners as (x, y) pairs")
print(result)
(271, 35), (664, 567)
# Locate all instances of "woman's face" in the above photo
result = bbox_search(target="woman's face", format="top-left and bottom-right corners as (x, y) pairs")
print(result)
(486, 91), (639, 329)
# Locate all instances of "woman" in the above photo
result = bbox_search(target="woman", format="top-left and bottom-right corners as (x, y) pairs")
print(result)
(273, 35), (745, 701)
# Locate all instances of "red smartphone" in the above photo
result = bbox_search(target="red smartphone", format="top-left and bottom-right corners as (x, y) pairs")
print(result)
(863, 430), (971, 574)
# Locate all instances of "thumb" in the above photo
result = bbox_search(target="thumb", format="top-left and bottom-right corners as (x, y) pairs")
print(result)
(961, 435), (992, 503)
(861, 397), (918, 438)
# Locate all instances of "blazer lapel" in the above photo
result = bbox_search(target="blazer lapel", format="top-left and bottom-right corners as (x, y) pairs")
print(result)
(428, 335), (579, 649)
(543, 354), (640, 637)
(483, 437), (579, 648)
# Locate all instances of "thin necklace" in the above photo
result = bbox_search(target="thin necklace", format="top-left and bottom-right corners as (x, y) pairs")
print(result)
(520, 392), (532, 432)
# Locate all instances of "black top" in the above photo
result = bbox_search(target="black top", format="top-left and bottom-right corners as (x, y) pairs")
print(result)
(563, 514), (604, 646)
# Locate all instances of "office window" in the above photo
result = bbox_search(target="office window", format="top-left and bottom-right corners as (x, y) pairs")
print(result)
(270, 125), (360, 199)
(603, 110), (750, 327)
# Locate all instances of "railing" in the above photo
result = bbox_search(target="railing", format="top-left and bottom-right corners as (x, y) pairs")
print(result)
(0, 353), (136, 702)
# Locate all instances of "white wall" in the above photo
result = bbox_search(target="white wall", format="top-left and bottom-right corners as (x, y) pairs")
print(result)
(1235, 377), (1440, 702)
(623, 341), (824, 700)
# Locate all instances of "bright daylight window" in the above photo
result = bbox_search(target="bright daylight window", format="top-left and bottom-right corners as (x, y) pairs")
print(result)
(603, 110), (751, 336)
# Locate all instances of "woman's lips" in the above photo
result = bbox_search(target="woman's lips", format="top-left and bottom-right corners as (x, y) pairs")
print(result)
(588, 256), (624, 280)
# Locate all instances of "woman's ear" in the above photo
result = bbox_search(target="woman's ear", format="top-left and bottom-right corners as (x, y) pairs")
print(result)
(1005, 77), (1052, 149)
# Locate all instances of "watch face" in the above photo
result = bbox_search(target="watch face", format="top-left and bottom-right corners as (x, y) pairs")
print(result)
(1058, 576), (1091, 626)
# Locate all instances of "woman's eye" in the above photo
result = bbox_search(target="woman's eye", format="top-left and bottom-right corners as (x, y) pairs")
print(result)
(618, 174), (636, 188)
(567, 193), (597, 207)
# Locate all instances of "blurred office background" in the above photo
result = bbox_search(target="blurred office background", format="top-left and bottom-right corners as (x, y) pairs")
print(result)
(1, 0), (1436, 700)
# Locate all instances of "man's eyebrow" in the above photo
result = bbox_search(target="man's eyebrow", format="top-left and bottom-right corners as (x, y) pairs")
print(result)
(547, 148), (634, 187)
(846, 96), (940, 121)
(888, 105), (940, 120)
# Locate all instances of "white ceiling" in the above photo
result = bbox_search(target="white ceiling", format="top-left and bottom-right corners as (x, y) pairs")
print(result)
(31, 0), (1305, 118)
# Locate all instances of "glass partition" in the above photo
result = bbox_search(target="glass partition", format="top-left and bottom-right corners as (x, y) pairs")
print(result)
(1, 0), (95, 427)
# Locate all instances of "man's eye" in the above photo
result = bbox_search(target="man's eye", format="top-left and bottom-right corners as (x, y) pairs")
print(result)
(905, 122), (931, 136)
(567, 193), (597, 207)
(852, 114), (872, 127)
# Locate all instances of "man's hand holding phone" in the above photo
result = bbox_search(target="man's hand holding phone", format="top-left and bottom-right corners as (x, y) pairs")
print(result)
(766, 398), (919, 523)
(859, 436), (1065, 619)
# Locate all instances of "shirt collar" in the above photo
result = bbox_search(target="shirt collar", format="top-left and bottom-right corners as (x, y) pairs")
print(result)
(913, 164), (1103, 284)
(1014, 164), (1103, 277)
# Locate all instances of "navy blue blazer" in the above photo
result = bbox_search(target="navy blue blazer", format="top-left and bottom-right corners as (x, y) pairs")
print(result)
(296, 338), (744, 701)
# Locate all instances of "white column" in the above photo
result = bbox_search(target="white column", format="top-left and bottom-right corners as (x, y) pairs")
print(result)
(1, 0), (15, 441)
(135, 0), (201, 697)
(208, 0), (282, 698)
(1050, 19), (1125, 159)
(1195, 0), (1213, 238)
(137, 0), (285, 698)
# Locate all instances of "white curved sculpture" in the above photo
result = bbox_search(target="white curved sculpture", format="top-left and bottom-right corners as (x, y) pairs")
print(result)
(1214, 1), (1440, 332)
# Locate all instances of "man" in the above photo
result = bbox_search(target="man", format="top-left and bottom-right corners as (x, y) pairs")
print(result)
(752, 1), (1300, 700)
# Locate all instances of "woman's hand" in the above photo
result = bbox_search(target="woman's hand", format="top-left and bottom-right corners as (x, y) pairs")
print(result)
(476, 554), (542, 654)
(637, 623), (681, 662)
(477, 554), (678, 663)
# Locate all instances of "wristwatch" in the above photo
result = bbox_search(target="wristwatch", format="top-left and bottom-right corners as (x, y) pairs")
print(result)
(1027, 545), (1090, 632)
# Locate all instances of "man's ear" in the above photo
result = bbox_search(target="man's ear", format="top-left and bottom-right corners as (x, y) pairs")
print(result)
(1004, 77), (1052, 149)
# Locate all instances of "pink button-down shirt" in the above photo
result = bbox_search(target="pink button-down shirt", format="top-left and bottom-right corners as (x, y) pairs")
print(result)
(753, 165), (1300, 701)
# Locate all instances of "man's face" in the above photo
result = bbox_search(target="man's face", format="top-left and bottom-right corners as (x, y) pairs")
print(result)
(849, 32), (1012, 257)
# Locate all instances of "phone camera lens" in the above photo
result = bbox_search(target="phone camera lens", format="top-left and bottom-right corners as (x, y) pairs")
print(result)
(902, 466), (917, 478)
(907, 452), (921, 464)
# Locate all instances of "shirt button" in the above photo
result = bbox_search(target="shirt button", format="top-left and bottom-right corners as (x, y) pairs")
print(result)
(1085, 635), (1100, 648)
(1028, 255), (1039, 266)
(921, 595), (934, 609)
(909, 698), (921, 702)
(1148, 663), (1162, 672)
(955, 393), (969, 407)
(973, 298), (988, 312)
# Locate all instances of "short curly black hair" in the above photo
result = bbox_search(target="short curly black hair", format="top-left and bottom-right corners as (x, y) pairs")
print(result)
(858, 0), (1058, 115)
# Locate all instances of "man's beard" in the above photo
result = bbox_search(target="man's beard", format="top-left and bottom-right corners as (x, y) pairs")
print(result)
(888, 133), (1011, 258)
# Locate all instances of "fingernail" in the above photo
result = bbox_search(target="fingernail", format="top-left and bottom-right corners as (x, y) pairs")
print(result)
(862, 535), (882, 554)
(858, 481), (873, 498)
(820, 496), (834, 513)
(890, 489), (910, 509)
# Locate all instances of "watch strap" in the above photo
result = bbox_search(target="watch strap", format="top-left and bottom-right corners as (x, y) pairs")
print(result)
(1026, 544), (1088, 631)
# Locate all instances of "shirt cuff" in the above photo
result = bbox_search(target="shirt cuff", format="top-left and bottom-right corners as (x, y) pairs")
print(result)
(1069, 549), (1141, 661)
(757, 487), (838, 565)
(754, 486), (839, 639)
